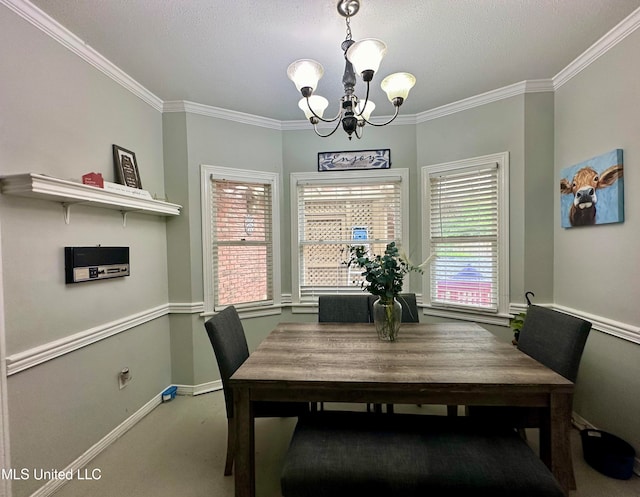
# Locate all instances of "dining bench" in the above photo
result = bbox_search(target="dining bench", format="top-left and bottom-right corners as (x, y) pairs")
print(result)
(280, 411), (564, 497)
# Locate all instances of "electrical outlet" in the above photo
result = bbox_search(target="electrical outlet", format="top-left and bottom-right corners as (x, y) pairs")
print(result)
(118, 367), (132, 389)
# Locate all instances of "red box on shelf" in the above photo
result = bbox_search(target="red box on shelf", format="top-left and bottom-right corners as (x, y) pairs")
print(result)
(82, 172), (104, 188)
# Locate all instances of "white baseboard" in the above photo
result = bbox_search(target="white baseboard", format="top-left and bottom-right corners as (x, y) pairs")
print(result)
(27, 382), (222, 497)
(174, 380), (222, 396)
(28, 388), (165, 497)
(572, 412), (640, 477)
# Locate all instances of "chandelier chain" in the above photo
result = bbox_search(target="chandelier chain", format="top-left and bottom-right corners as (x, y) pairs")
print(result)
(345, 15), (352, 41)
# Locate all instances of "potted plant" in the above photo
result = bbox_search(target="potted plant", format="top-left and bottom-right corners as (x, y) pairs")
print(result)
(345, 242), (427, 341)
(511, 291), (535, 345)
(510, 311), (527, 345)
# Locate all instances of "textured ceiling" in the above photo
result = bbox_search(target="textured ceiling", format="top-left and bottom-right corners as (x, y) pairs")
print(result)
(29, 0), (640, 121)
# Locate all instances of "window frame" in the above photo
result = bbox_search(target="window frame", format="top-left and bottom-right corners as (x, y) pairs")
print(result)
(290, 169), (410, 306)
(421, 152), (510, 323)
(201, 165), (281, 315)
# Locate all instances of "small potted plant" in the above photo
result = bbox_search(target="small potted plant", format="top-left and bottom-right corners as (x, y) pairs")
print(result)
(510, 311), (527, 345)
(511, 291), (534, 345)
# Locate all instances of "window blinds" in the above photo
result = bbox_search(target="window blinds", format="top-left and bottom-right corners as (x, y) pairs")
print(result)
(211, 179), (273, 307)
(296, 179), (402, 299)
(428, 164), (499, 312)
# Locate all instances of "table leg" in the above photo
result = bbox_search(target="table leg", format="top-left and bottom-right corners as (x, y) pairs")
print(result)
(546, 392), (574, 496)
(234, 387), (254, 497)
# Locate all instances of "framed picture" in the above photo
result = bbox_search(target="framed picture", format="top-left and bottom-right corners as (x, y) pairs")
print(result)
(559, 148), (624, 228)
(318, 149), (391, 171)
(112, 144), (143, 189)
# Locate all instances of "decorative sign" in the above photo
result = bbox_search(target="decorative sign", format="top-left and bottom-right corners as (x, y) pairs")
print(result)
(318, 149), (391, 171)
(112, 144), (143, 189)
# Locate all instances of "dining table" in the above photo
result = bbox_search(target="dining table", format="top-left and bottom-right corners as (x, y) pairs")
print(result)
(229, 321), (575, 497)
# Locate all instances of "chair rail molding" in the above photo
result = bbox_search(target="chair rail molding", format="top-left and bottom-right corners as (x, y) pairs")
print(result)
(552, 304), (640, 346)
(6, 304), (170, 376)
(5, 300), (637, 377)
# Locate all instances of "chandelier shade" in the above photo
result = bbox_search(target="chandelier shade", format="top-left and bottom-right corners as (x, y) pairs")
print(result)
(299, 96), (329, 120)
(287, 59), (324, 95)
(287, 0), (416, 140)
(381, 72), (417, 104)
(356, 100), (376, 121)
(346, 38), (387, 80)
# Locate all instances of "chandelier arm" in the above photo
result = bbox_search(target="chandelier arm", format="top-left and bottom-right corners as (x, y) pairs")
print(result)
(312, 118), (343, 138)
(354, 81), (371, 118)
(359, 105), (400, 127)
(353, 124), (364, 139)
(306, 98), (342, 123)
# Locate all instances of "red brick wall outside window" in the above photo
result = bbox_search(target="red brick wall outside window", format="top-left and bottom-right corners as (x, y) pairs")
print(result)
(213, 180), (272, 306)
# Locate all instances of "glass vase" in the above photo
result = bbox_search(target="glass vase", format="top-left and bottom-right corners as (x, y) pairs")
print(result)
(373, 296), (402, 341)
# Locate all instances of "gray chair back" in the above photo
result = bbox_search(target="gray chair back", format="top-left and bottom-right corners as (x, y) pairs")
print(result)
(204, 306), (249, 418)
(517, 305), (591, 382)
(368, 293), (419, 323)
(318, 295), (370, 323)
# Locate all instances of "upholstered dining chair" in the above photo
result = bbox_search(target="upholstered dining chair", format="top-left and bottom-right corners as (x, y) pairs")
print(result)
(204, 306), (309, 476)
(316, 295), (370, 411)
(467, 305), (592, 431)
(318, 294), (371, 323)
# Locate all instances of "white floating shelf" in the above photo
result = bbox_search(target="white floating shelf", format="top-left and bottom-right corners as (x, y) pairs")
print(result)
(0, 173), (181, 225)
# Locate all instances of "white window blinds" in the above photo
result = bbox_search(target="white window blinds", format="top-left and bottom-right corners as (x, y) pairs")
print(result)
(428, 164), (499, 312)
(210, 178), (273, 307)
(296, 178), (403, 299)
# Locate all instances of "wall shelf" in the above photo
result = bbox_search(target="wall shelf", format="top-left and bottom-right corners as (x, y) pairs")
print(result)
(0, 173), (181, 225)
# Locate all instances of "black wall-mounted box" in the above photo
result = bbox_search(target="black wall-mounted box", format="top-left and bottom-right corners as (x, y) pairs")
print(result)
(65, 246), (130, 284)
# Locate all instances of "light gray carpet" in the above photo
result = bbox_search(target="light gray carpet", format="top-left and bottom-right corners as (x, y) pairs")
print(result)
(53, 392), (640, 497)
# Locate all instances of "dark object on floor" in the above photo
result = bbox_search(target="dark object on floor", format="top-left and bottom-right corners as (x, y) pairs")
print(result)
(281, 412), (564, 497)
(581, 429), (636, 480)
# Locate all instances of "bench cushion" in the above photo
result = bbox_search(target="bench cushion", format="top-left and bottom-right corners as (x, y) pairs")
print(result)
(281, 412), (564, 497)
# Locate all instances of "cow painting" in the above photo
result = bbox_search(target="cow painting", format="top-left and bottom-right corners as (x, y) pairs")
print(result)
(560, 149), (624, 228)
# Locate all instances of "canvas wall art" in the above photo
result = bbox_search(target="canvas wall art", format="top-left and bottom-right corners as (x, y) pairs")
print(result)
(559, 149), (624, 228)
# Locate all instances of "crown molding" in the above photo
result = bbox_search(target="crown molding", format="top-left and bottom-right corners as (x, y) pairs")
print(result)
(163, 100), (283, 130)
(553, 6), (640, 90)
(1, 0), (164, 112)
(416, 79), (554, 123)
(5, 0), (639, 128)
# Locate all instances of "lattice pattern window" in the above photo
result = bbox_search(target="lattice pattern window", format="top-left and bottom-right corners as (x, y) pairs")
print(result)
(291, 170), (409, 301)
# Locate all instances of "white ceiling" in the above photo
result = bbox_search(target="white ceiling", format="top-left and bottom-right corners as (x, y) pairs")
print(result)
(29, 0), (640, 122)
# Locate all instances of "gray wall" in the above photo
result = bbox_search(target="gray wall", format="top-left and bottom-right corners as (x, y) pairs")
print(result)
(2, 3), (639, 496)
(1, 7), (172, 497)
(163, 112), (284, 386)
(554, 28), (640, 451)
(282, 124), (419, 293)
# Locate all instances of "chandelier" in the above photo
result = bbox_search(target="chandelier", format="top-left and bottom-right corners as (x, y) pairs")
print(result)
(287, 0), (416, 140)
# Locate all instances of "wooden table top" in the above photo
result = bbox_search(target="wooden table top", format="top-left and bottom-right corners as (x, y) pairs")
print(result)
(230, 322), (573, 392)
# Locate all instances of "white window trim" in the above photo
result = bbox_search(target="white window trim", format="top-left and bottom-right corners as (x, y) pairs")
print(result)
(420, 152), (510, 320)
(290, 169), (410, 306)
(200, 165), (281, 315)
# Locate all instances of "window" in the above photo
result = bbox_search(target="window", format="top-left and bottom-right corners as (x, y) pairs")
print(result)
(201, 165), (280, 312)
(291, 169), (409, 303)
(421, 153), (509, 315)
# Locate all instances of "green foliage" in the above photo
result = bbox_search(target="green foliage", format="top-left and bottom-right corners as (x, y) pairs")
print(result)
(344, 242), (423, 300)
(510, 311), (527, 342)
